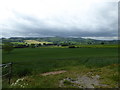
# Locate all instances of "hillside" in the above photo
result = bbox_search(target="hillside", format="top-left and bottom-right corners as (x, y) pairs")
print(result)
(1, 37), (118, 45)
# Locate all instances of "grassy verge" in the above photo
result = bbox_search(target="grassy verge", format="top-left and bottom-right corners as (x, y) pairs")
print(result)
(3, 64), (119, 88)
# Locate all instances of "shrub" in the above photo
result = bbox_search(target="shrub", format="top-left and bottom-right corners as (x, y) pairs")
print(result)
(68, 46), (76, 48)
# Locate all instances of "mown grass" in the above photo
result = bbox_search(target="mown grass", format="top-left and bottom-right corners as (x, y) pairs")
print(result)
(2, 47), (119, 88)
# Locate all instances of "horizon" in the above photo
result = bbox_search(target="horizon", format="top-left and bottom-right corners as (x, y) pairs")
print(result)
(0, 36), (119, 41)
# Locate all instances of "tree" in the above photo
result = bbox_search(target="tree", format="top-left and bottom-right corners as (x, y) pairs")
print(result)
(88, 42), (92, 45)
(30, 44), (35, 48)
(43, 43), (46, 46)
(3, 42), (14, 53)
(101, 42), (104, 45)
(69, 45), (76, 48)
(38, 43), (41, 46)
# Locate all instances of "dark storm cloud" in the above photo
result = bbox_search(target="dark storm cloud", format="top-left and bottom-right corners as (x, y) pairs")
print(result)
(1, 1), (118, 40)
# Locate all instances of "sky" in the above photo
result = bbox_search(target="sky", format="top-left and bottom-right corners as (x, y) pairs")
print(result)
(0, 0), (118, 40)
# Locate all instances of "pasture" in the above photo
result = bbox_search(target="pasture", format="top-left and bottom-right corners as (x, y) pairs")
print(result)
(2, 47), (119, 88)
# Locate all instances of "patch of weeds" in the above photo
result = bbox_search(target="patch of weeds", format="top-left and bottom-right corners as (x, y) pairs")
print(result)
(16, 68), (32, 77)
(110, 74), (119, 82)
(63, 80), (72, 85)
(64, 85), (78, 88)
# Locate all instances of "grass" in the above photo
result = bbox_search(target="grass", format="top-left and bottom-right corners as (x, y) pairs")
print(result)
(75, 44), (119, 48)
(5, 65), (119, 88)
(2, 47), (119, 88)
(3, 48), (118, 74)
(37, 44), (119, 48)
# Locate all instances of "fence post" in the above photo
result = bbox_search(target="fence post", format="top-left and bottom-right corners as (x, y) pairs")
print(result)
(8, 62), (12, 84)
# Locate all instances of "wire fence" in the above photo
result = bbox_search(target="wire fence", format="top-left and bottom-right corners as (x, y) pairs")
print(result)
(0, 62), (12, 84)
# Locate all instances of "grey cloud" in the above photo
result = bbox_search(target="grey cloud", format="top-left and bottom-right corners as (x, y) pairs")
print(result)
(1, 2), (118, 40)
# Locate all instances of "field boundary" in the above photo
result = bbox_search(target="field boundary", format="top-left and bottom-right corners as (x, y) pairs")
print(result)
(0, 62), (12, 84)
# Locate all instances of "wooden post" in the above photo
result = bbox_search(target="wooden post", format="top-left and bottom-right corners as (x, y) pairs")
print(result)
(8, 63), (12, 84)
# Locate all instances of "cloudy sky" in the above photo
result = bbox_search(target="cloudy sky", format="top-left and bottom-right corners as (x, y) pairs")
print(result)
(0, 0), (118, 40)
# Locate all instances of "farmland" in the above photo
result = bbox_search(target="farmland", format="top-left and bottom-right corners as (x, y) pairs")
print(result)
(1, 0), (119, 88)
(24, 40), (52, 45)
(2, 47), (119, 88)
(1, 37), (119, 88)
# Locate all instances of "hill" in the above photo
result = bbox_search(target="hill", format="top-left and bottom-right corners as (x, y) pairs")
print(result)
(1, 36), (118, 45)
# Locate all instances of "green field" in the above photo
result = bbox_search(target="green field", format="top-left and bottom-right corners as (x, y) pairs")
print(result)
(75, 44), (119, 48)
(2, 47), (119, 88)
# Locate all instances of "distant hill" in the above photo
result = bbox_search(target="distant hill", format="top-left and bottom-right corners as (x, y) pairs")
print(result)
(1, 36), (118, 45)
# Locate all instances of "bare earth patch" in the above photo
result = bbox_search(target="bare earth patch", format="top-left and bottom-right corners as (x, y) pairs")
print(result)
(59, 73), (109, 88)
(41, 70), (67, 76)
